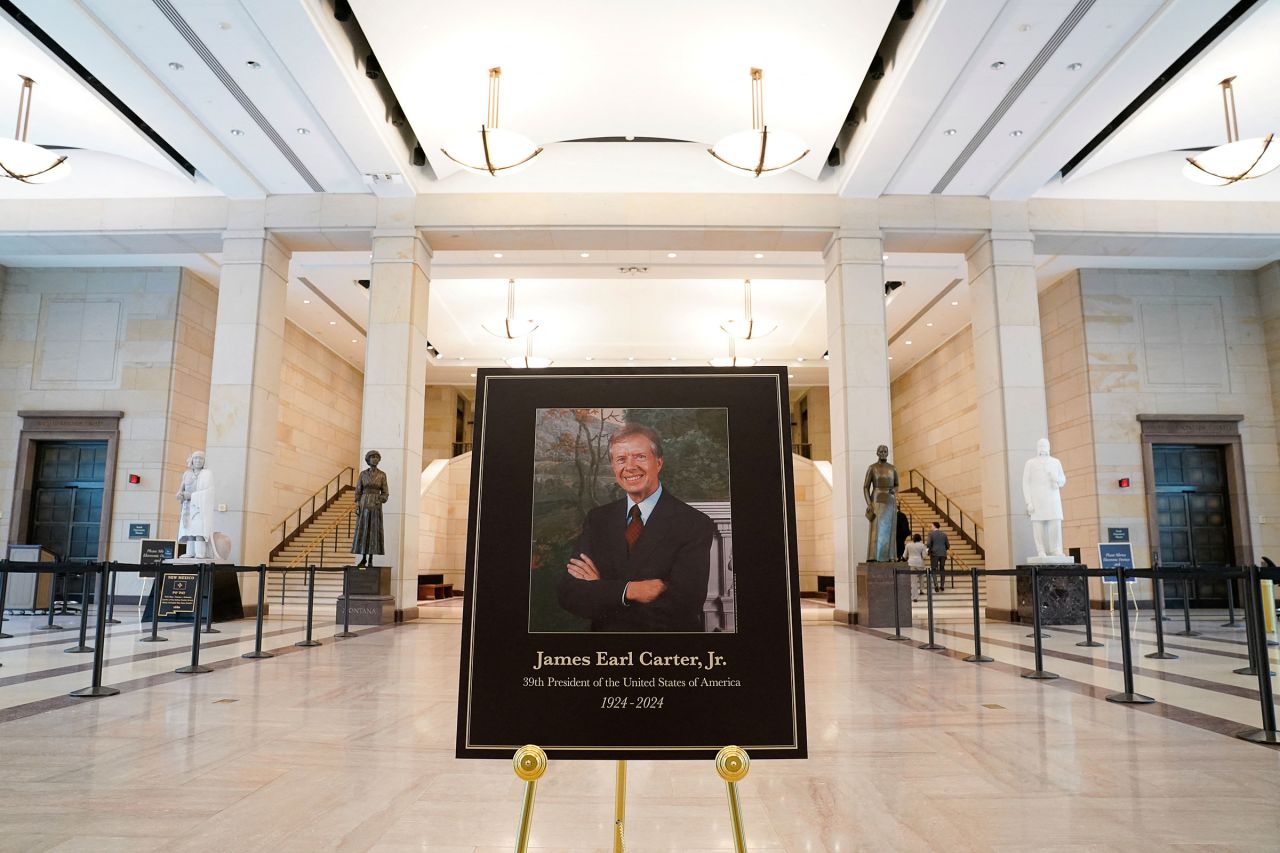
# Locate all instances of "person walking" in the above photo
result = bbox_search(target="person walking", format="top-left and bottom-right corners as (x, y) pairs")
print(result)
(904, 533), (928, 601)
(927, 521), (950, 593)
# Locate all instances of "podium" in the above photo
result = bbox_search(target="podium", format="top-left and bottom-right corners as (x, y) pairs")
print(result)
(336, 566), (395, 625)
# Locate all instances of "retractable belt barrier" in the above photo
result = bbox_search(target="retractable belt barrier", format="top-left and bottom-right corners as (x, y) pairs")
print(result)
(886, 562), (1278, 743)
(0, 560), (370, 700)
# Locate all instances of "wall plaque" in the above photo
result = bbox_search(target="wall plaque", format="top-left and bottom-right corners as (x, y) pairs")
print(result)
(457, 368), (806, 760)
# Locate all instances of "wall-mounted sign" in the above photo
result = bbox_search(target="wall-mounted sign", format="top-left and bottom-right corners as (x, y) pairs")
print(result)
(128, 522), (151, 539)
(457, 367), (807, 760)
(1107, 527), (1130, 543)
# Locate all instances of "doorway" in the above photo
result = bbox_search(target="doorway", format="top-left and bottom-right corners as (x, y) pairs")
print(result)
(1153, 444), (1232, 607)
(27, 441), (108, 562)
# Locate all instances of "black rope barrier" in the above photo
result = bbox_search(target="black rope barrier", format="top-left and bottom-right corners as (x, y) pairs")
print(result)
(0, 565), (10, 639)
(888, 566), (909, 641)
(1106, 565), (1154, 704)
(336, 566), (356, 639)
(1022, 565), (1058, 680)
(174, 565), (212, 675)
(69, 563), (119, 699)
(296, 565), (321, 648)
(242, 565), (273, 660)
(1146, 579), (1177, 660)
(65, 566), (94, 654)
(920, 564), (942, 651)
(140, 566), (167, 643)
(1238, 564), (1280, 744)
(1077, 589), (1102, 648)
(964, 566), (993, 663)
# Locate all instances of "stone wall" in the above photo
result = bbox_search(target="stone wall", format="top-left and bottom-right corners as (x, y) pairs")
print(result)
(794, 456), (832, 592)
(423, 385), (458, 463)
(418, 453), (470, 587)
(889, 326), (983, 524)
(271, 320), (364, 537)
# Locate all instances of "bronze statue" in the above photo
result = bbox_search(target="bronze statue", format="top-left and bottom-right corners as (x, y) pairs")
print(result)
(352, 449), (389, 568)
(862, 444), (899, 562)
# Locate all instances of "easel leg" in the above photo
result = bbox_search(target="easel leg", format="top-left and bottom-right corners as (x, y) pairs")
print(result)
(614, 759), (627, 852)
(512, 745), (548, 853)
(715, 746), (750, 853)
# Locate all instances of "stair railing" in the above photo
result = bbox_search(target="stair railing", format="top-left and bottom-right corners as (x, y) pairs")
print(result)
(905, 470), (984, 558)
(899, 504), (973, 590)
(276, 504), (357, 607)
(270, 467), (355, 559)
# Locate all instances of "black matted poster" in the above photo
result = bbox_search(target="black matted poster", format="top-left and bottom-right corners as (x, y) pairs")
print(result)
(457, 367), (806, 760)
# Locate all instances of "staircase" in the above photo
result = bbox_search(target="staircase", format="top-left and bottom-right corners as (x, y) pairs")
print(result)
(268, 489), (356, 611)
(897, 490), (985, 611)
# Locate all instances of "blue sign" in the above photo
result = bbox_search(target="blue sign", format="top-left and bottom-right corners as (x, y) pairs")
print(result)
(1098, 542), (1134, 582)
(128, 522), (151, 539)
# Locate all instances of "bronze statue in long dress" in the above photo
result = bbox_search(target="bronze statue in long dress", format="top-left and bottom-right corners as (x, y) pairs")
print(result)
(352, 449), (389, 568)
(863, 444), (899, 562)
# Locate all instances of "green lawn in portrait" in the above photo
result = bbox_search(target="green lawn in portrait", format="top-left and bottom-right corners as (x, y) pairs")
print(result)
(528, 407), (731, 632)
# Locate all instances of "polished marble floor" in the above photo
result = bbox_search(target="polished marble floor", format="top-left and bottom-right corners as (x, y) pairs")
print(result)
(2, 603), (1279, 851)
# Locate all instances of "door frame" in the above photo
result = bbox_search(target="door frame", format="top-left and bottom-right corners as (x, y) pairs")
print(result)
(1138, 414), (1252, 567)
(9, 411), (122, 562)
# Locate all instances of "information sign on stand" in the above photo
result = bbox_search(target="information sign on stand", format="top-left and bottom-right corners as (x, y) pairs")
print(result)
(157, 572), (198, 618)
(456, 367), (807, 761)
(1099, 542), (1135, 581)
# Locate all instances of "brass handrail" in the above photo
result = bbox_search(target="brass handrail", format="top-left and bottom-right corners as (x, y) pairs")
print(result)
(284, 503), (357, 569)
(905, 469), (984, 557)
(271, 466), (355, 549)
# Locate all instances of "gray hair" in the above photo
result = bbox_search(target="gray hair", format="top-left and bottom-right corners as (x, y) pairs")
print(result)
(607, 423), (664, 459)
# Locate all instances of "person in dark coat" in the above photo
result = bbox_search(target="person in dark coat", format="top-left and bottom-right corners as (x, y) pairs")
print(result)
(352, 449), (389, 568)
(557, 424), (715, 632)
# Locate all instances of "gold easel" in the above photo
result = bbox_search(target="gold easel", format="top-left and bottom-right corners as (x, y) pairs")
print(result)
(511, 745), (752, 853)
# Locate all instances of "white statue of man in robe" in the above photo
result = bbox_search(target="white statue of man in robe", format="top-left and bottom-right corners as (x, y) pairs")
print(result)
(1022, 438), (1068, 561)
(177, 450), (218, 560)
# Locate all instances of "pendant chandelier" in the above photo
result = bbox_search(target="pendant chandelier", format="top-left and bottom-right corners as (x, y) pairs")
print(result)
(708, 68), (808, 177)
(504, 330), (552, 369)
(1183, 76), (1279, 186)
(720, 279), (776, 340)
(482, 278), (539, 339)
(709, 332), (757, 368)
(0, 76), (71, 184)
(441, 67), (542, 176)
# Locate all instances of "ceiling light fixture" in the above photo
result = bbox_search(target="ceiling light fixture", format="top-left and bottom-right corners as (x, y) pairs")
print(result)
(708, 68), (809, 177)
(303, 299), (311, 304)
(721, 279), (776, 340)
(951, 301), (959, 306)
(753, 252), (765, 259)
(0, 76), (70, 184)
(483, 278), (539, 339)
(296, 127), (310, 135)
(1066, 62), (1082, 71)
(329, 320), (336, 325)
(709, 332), (758, 368)
(579, 252), (590, 258)
(1184, 76), (1279, 186)
(168, 62), (184, 71)
(504, 330), (552, 369)
(943, 128), (957, 136)
(245, 60), (261, 69)
(990, 61), (1006, 70)
(230, 129), (245, 136)
(1009, 129), (1023, 137)
(667, 252), (678, 259)
(493, 252), (504, 259)
(441, 67), (542, 176)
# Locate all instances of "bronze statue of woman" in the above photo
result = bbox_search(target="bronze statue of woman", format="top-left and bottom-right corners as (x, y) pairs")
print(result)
(863, 444), (899, 562)
(352, 449), (389, 568)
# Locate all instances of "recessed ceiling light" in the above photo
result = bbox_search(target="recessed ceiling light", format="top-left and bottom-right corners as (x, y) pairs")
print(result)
(493, 252), (503, 259)
(246, 60), (261, 69)
(350, 338), (357, 343)
(888, 356), (894, 360)
(456, 356), (465, 361)
(667, 252), (677, 259)
(1009, 130), (1023, 137)
(990, 61), (1005, 70)
(925, 322), (933, 327)
(796, 356), (805, 362)
(904, 340), (913, 345)
(230, 129), (245, 136)
(788, 374), (795, 379)
(579, 252), (590, 258)
(584, 355), (593, 361)
(627, 356), (635, 361)
(951, 300), (959, 306)
(882, 254), (889, 261)
(1067, 62), (1082, 71)
(303, 299), (311, 304)
(296, 127), (310, 135)
(943, 128), (957, 136)
(625, 135), (636, 141)
(753, 253), (764, 259)
(328, 320), (336, 325)
(670, 356), (677, 361)
(470, 373), (476, 377)
(168, 62), (184, 71)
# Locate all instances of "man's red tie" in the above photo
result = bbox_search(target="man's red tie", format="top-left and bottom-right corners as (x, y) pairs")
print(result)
(625, 505), (643, 552)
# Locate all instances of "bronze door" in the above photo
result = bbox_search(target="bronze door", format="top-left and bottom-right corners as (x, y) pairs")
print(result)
(28, 441), (107, 563)
(1153, 444), (1232, 606)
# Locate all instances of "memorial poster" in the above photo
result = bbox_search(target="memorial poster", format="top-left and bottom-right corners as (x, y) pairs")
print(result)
(457, 367), (806, 760)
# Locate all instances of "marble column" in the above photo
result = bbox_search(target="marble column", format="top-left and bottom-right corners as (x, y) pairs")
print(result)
(967, 231), (1049, 619)
(204, 230), (289, 568)
(360, 229), (431, 619)
(824, 232), (891, 622)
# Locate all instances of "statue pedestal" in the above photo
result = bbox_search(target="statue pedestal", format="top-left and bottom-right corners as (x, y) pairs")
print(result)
(336, 566), (394, 625)
(1016, 563), (1087, 626)
(855, 562), (911, 628)
(1026, 555), (1075, 565)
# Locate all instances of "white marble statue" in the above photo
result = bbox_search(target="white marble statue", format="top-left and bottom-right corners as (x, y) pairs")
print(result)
(1022, 438), (1070, 562)
(176, 450), (220, 561)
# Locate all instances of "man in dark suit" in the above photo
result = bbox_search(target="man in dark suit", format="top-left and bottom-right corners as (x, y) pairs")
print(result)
(557, 423), (715, 632)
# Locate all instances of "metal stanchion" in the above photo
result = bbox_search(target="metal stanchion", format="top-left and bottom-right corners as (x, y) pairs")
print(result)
(1235, 570), (1275, 677)
(105, 569), (120, 624)
(65, 566), (94, 653)
(1238, 564), (1280, 743)
(1023, 566), (1058, 680)
(0, 562), (10, 639)
(336, 566), (357, 638)
(70, 564), (119, 698)
(964, 567), (993, 663)
(202, 564), (220, 634)
(1146, 578), (1177, 659)
(1174, 578), (1200, 637)
(175, 565), (212, 674)
(887, 566), (909, 641)
(296, 566), (321, 647)
(242, 564), (274, 660)
(1077, 577), (1103, 648)
(919, 567), (943, 650)
(1106, 566), (1153, 704)
(38, 571), (66, 630)
(139, 568), (167, 643)
(1222, 576), (1242, 629)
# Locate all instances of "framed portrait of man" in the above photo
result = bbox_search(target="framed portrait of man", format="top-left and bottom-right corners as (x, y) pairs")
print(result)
(457, 367), (806, 760)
